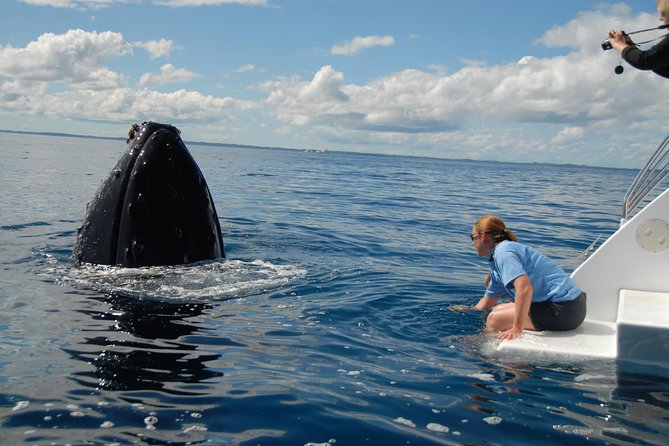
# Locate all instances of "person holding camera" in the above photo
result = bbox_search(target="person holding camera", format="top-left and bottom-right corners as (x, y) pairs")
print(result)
(608, 0), (669, 78)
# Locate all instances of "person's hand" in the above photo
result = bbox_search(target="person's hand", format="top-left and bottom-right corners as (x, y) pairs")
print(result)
(608, 30), (634, 51)
(623, 33), (634, 45)
(498, 325), (523, 341)
(449, 304), (472, 312)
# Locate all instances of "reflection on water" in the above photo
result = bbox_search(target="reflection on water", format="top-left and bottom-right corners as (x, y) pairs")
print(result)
(64, 295), (225, 393)
(548, 370), (669, 446)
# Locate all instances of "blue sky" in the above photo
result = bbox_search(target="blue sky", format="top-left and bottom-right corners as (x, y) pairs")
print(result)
(0, 0), (665, 167)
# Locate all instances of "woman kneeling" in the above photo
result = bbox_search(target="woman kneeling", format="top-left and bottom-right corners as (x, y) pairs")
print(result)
(469, 215), (586, 341)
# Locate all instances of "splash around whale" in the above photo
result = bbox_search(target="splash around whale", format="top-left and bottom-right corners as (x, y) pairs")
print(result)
(71, 122), (225, 267)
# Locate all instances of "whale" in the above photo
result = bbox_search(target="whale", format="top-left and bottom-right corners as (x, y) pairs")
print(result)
(72, 122), (225, 267)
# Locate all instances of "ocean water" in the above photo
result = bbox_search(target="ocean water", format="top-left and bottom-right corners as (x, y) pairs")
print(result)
(1, 132), (668, 446)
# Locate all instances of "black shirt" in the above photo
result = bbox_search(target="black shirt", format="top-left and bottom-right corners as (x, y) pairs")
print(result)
(622, 34), (669, 78)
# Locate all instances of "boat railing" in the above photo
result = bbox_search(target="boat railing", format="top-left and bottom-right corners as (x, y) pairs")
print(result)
(622, 133), (669, 223)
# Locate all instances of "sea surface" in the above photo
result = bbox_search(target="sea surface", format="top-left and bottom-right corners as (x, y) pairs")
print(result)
(1, 132), (667, 446)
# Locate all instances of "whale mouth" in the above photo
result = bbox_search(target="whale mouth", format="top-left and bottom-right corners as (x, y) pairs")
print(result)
(72, 122), (225, 267)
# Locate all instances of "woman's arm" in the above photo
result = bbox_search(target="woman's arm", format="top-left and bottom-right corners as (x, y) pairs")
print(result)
(449, 295), (498, 312)
(473, 295), (499, 310)
(622, 35), (669, 72)
(499, 275), (532, 341)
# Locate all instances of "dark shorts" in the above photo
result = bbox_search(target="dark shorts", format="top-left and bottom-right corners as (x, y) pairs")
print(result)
(529, 292), (586, 331)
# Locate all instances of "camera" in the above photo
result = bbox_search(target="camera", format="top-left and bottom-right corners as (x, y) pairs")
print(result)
(601, 24), (668, 53)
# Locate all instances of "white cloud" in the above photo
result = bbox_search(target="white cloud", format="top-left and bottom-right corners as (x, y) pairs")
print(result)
(1, 86), (253, 123)
(153, 0), (267, 6)
(0, 29), (130, 89)
(1, 80), (49, 111)
(458, 58), (487, 68)
(256, 7), (669, 165)
(134, 39), (175, 59)
(536, 4), (650, 50)
(19, 0), (131, 10)
(20, 0), (267, 8)
(139, 64), (200, 86)
(261, 65), (350, 126)
(426, 64), (448, 76)
(236, 64), (257, 73)
(552, 126), (585, 145)
(0, 29), (252, 128)
(331, 35), (395, 56)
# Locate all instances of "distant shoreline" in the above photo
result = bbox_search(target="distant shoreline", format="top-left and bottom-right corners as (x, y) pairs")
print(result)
(0, 128), (630, 171)
(0, 128), (296, 153)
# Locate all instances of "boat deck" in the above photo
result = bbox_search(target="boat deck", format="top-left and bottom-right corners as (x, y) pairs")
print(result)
(496, 319), (617, 358)
(497, 290), (669, 361)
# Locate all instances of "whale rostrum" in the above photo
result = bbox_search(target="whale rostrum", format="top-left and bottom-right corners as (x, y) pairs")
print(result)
(72, 122), (225, 267)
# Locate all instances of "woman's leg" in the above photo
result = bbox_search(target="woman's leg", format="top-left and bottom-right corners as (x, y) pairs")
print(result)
(485, 302), (536, 332)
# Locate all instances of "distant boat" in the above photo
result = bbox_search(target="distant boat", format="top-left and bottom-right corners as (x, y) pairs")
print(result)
(304, 148), (329, 153)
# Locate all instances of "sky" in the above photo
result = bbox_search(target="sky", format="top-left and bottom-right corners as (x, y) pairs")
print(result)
(0, 0), (667, 168)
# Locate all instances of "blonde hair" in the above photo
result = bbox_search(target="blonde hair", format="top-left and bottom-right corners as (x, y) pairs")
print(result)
(658, 0), (669, 17)
(474, 215), (517, 243)
(474, 215), (517, 287)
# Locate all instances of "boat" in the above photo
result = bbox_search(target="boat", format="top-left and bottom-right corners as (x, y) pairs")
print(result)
(497, 134), (669, 373)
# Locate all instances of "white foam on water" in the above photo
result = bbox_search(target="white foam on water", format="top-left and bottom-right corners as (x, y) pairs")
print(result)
(483, 416), (502, 425)
(45, 258), (307, 303)
(468, 373), (496, 382)
(394, 417), (416, 428)
(11, 401), (30, 411)
(426, 422), (449, 433)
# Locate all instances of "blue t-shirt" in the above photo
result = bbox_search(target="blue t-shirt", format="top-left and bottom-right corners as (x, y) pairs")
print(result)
(485, 240), (581, 303)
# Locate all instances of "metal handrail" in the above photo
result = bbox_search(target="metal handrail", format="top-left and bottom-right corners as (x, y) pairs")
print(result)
(622, 133), (669, 221)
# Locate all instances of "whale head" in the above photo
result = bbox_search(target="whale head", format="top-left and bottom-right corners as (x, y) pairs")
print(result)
(72, 122), (225, 267)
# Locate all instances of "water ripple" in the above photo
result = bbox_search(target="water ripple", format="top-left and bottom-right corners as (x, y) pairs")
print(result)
(1, 134), (664, 446)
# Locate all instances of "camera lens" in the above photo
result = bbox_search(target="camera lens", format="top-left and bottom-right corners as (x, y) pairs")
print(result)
(601, 39), (613, 51)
